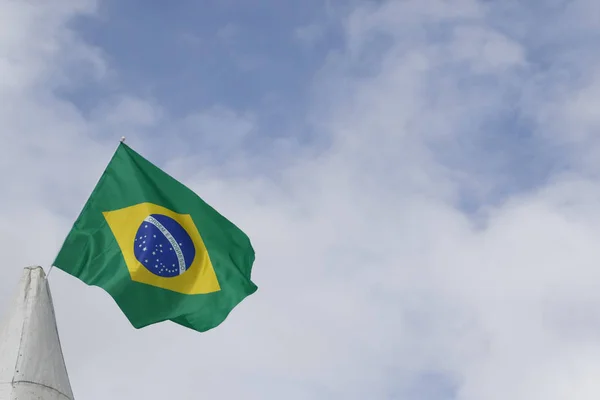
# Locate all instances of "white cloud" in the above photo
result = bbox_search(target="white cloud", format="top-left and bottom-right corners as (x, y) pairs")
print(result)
(3, 0), (600, 399)
(450, 26), (527, 73)
(0, 0), (105, 90)
(91, 95), (163, 128)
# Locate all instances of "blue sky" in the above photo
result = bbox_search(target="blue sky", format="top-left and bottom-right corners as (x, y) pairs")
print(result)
(65, 0), (338, 137)
(3, 0), (600, 399)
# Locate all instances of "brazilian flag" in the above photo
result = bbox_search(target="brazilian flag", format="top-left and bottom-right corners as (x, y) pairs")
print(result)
(53, 142), (257, 332)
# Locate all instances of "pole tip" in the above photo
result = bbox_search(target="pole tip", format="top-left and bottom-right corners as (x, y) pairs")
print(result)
(120, 136), (126, 143)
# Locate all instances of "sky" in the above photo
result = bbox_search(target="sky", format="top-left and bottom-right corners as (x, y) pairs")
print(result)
(3, 0), (600, 398)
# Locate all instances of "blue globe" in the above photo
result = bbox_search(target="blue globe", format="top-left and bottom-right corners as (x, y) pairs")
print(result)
(133, 214), (196, 277)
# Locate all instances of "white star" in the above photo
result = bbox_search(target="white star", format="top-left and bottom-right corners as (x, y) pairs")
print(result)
(143, 247), (147, 251)
(152, 252), (156, 255)
(153, 234), (156, 238)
